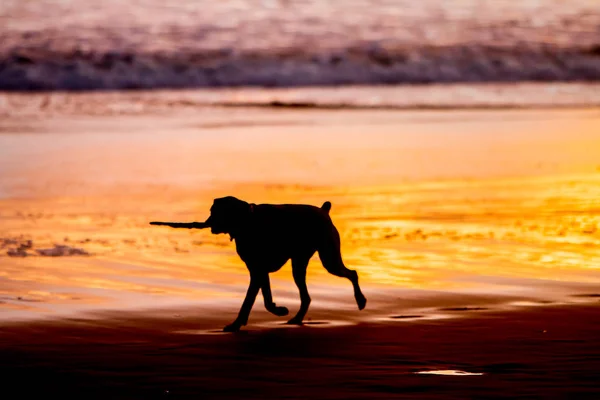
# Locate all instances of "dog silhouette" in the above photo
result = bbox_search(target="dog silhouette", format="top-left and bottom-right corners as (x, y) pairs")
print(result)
(151, 196), (366, 332)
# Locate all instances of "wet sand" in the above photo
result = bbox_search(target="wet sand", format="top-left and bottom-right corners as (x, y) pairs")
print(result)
(2, 303), (600, 399)
(1, 102), (599, 319)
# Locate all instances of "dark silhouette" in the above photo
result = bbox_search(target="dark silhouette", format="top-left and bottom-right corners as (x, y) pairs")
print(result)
(150, 196), (367, 332)
(150, 221), (209, 229)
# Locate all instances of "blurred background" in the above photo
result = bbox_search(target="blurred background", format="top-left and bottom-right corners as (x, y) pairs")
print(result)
(1, 0), (599, 91)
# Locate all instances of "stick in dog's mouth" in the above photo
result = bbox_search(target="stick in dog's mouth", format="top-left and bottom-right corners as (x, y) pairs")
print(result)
(149, 221), (210, 229)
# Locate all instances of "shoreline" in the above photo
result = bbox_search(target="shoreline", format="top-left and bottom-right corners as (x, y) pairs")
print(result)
(3, 83), (600, 120)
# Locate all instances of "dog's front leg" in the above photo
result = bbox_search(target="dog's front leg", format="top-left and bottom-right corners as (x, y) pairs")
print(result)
(223, 275), (260, 332)
(261, 274), (289, 317)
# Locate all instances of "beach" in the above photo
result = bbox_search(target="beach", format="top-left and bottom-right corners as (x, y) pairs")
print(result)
(1, 87), (599, 397)
(2, 0), (600, 396)
(2, 303), (600, 399)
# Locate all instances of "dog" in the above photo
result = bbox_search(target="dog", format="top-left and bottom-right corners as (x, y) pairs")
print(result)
(151, 196), (366, 332)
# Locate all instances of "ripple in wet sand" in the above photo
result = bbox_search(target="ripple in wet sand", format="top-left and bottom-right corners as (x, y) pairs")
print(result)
(509, 301), (556, 307)
(254, 321), (302, 329)
(439, 307), (489, 312)
(390, 315), (424, 320)
(415, 370), (484, 376)
(174, 329), (231, 336)
(301, 320), (356, 328)
(253, 319), (356, 329)
(376, 313), (450, 323)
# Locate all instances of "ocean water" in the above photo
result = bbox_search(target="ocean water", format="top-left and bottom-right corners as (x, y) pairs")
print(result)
(1, 0), (599, 90)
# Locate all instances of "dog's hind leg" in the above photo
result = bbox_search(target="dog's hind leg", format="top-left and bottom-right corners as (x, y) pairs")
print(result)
(261, 274), (289, 317)
(223, 274), (261, 332)
(318, 227), (367, 310)
(287, 256), (312, 325)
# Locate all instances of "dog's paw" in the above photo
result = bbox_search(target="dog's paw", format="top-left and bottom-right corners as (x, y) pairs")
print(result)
(286, 317), (304, 325)
(356, 294), (367, 311)
(273, 306), (289, 317)
(223, 322), (242, 332)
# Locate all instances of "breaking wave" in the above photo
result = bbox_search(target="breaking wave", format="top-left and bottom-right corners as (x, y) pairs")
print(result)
(2, 45), (600, 91)
(1, 0), (599, 90)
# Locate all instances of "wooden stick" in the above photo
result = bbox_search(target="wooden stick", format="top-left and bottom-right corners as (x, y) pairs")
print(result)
(149, 221), (209, 229)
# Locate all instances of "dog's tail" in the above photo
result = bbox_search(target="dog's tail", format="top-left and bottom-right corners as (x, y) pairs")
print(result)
(321, 201), (332, 214)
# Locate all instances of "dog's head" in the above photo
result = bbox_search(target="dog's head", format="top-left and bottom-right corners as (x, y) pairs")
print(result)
(205, 196), (251, 236)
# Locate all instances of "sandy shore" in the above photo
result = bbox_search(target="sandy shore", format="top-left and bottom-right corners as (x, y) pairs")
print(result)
(2, 303), (600, 399)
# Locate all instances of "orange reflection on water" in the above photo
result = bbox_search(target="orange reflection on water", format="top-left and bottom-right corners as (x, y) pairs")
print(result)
(1, 105), (599, 318)
(2, 172), (599, 317)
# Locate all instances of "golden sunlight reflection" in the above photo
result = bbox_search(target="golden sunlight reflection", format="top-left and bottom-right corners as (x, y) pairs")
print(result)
(1, 107), (599, 318)
(2, 170), (599, 317)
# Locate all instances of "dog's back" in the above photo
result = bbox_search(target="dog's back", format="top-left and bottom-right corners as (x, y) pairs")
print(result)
(234, 201), (334, 263)
(251, 201), (333, 235)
